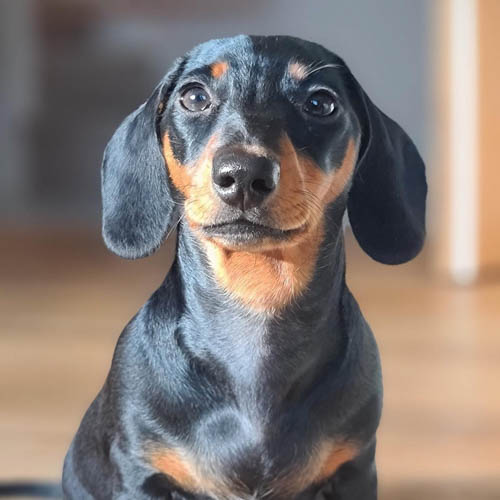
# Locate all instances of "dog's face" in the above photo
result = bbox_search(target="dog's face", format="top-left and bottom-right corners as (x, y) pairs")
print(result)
(101, 35), (426, 309)
(159, 36), (359, 252)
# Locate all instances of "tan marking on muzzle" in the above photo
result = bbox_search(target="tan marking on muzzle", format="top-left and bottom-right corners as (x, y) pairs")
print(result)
(163, 133), (220, 223)
(201, 136), (358, 311)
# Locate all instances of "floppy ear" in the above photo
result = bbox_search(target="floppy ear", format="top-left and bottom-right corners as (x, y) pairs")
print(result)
(101, 58), (185, 259)
(346, 74), (427, 265)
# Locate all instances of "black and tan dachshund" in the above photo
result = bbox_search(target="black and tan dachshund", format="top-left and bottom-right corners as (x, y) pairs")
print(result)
(62, 35), (426, 500)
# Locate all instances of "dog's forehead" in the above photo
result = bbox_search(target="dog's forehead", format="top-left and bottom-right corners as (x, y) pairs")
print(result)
(183, 35), (252, 70)
(181, 35), (342, 78)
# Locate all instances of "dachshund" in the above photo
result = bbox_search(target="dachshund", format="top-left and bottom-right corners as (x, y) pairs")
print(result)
(62, 35), (426, 500)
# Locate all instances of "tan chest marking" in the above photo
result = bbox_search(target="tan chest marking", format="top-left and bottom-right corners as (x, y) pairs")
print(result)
(151, 449), (198, 490)
(150, 441), (359, 497)
(274, 441), (359, 495)
(315, 442), (359, 482)
(150, 448), (233, 497)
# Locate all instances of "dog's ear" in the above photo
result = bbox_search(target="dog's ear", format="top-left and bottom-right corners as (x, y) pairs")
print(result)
(346, 73), (427, 265)
(101, 57), (185, 259)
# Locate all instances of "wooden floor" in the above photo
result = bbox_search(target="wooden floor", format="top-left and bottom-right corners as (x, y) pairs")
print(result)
(1, 228), (499, 499)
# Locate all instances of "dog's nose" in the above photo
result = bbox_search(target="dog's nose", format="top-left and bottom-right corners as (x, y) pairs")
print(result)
(212, 151), (280, 210)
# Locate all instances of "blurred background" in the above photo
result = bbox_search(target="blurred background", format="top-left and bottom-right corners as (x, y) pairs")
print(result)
(0, 0), (499, 499)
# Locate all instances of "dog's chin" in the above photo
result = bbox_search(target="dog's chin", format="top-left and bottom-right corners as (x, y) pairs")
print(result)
(197, 220), (306, 252)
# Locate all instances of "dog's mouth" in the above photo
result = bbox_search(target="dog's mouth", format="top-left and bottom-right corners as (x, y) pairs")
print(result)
(200, 219), (305, 247)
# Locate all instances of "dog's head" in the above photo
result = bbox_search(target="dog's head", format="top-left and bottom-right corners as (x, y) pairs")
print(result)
(102, 35), (426, 287)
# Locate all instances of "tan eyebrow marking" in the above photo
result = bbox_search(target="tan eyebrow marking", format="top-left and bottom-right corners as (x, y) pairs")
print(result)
(210, 61), (229, 79)
(288, 61), (343, 81)
(288, 61), (309, 81)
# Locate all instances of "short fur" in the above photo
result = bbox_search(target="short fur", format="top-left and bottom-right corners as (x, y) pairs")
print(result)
(63, 35), (426, 500)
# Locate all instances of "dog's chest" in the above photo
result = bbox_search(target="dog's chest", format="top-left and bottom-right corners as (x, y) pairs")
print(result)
(147, 406), (358, 499)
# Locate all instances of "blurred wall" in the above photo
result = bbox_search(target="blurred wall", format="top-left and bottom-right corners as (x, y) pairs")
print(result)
(0, 0), (432, 225)
(0, 0), (39, 218)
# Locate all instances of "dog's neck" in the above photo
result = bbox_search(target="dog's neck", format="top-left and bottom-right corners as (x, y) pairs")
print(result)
(162, 208), (350, 407)
(176, 210), (347, 318)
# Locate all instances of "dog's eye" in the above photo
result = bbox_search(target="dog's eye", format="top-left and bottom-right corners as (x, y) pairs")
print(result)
(180, 86), (211, 112)
(303, 91), (336, 117)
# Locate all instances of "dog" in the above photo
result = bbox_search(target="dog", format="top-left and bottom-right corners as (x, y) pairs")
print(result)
(62, 35), (426, 500)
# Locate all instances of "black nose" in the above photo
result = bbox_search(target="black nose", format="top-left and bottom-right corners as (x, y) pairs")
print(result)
(212, 150), (280, 210)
